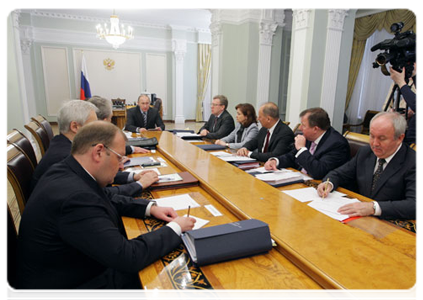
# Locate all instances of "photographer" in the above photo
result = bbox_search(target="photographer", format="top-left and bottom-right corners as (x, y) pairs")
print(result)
(390, 63), (416, 145)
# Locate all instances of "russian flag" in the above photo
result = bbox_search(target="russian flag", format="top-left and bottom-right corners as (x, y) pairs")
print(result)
(80, 55), (92, 100)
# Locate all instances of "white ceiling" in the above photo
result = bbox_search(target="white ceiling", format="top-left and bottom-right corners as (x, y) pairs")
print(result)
(25, 9), (212, 30)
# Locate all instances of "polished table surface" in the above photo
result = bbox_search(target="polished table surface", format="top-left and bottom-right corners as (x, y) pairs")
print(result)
(123, 131), (416, 290)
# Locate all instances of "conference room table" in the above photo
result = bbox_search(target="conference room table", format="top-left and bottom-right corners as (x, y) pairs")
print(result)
(121, 130), (416, 290)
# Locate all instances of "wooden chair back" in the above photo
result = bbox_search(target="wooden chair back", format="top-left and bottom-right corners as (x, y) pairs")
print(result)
(7, 129), (38, 168)
(24, 120), (50, 156)
(343, 131), (370, 158)
(31, 115), (54, 142)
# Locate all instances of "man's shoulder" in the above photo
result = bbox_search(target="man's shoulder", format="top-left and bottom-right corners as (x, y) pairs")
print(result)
(221, 110), (234, 120)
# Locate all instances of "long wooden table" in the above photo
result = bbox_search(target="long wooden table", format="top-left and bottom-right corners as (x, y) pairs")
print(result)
(122, 131), (416, 290)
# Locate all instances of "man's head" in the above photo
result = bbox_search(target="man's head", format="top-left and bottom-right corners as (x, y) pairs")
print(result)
(211, 95), (228, 116)
(87, 96), (113, 122)
(57, 100), (98, 139)
(138, 94), (151, 113)
(257, 102), (279, 129)
(71, 121), (127, 187)
(369, 112), (406, 159)
(299, 108), (331, 141)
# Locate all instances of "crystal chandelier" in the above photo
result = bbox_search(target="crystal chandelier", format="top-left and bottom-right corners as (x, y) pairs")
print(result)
(96, 11), (134, 49)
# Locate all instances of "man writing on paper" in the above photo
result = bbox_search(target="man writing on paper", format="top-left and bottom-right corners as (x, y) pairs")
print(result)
(125, 94), (165, 133)
(237, 102), (294, 162)
(198, 95), (235, 139)
(17, 121), (196, 289)
(317, 112), (415, 220)
(264, 108), (350, 179)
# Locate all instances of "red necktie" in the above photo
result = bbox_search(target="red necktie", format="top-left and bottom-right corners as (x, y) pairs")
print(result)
(263, 130), (270, 153)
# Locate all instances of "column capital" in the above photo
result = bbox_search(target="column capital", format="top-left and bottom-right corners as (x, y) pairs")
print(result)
(328, 9), (349, 31)
(292, 9), (312, 31)
(259, 21), (278, 46)
(172, 39), (187, 62)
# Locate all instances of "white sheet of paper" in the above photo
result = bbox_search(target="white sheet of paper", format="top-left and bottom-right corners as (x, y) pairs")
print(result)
(210, 151), (232, 157)
(307, 197), (360, 221)
(183, 215), (209, 230)
(155, 194), (200, 211)
(282, 187), (347, 202)
(186, 140), (204, 143)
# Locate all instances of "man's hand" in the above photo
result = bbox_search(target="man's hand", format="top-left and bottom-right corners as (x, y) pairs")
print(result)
(150, 206), (178, 222)
(136, 171), (159, 188)
(215, 139), (226, 146)
(237, 147), (249, 157)
(337, 202), (375, 217)
(139, 128), (147, 133)
(390, 67), (407, 88)
(133, 147), (150, 154)
(316, 181), (333, 198)
(155, 127), (162, 131)
(294, 134), (307, 150)
(172, 216), (196, 232)
(264, 159), (278, 171)
(199, 129), (209, 136)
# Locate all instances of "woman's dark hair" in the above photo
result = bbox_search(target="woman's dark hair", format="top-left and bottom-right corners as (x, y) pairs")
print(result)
(235, 103), (258, 128)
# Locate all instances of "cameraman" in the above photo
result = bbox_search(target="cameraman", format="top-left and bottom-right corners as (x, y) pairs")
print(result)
(390, 63), (416, 145)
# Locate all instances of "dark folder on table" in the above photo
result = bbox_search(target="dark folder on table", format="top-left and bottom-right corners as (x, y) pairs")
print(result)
(181, 219), (272, 266)
(196, 144), (227, 151)
(150, 171), (199, 190)
(126, 137), (158, 148)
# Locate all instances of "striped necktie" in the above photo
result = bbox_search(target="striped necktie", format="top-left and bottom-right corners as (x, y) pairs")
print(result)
(371, 158), (386, 192)
(142, 111), (147, 127)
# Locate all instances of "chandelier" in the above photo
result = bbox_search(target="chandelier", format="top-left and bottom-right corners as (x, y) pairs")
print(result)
(96, 11), (134, 49)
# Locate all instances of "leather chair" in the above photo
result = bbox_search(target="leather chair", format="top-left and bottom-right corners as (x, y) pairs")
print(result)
(292, 123), (302, 135)
(153, 98), (163, 118)
(7, 143), (35, 208)
(343, 110), (379, 135)
(7, 129), (38, 167)
(343, 130), (370, 158)
(32, 115), (54, 143)
(25, 120), (50, 156)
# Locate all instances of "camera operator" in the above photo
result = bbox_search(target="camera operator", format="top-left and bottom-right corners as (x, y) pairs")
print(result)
(390, 63), (416, 145)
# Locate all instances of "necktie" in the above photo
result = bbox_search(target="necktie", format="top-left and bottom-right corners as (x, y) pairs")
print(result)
(263, 130), (270, 153)
(142, 111), (147, 127)
(301, 142), (317, 174)
(371, 158), (386, 192)
(213, 117), (218, 131)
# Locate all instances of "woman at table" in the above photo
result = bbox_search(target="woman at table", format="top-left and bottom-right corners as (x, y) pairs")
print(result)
(215, 103), (259, 149)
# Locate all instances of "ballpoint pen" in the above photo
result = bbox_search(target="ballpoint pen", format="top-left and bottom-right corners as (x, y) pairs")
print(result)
(322, 178), (330, 199)
(187, 206), (191, 218)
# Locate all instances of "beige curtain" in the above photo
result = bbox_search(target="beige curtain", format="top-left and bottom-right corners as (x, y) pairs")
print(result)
(345, 9), (416, 111)
(196, 44), (212, 122)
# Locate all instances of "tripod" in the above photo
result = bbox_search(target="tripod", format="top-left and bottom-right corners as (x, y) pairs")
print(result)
(384, 83), (409, 121)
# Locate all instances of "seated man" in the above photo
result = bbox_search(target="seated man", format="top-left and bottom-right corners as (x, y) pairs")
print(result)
(237, 102), (294, 162)
(264, 108), (350, 179)
(198, 95), (235, 139)
(30, 100), (157, 197)
(17, 121), (195, 288)
(125, 94), (165, 133)
(317, 112), (415, 220)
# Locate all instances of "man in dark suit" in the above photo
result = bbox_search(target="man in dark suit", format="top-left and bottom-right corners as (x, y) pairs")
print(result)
(264, 108), (350, 179)
(17, 121), (196, 289)
(125, 94), (165, 133)
(317, 112), (415, 220)
(237, 102), (294, 162)
(198, 95), (235, 139)
(30, 100), (158, 196)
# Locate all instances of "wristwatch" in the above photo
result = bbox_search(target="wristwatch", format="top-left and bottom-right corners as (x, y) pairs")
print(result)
(226, 143), (229, 147)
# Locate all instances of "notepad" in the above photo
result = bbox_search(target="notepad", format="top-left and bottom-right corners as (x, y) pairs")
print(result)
(308, 197), (360, 221)
(155, 194), (200, 211)
(282, 187), (347, 203)
(183, 215), (210, 230)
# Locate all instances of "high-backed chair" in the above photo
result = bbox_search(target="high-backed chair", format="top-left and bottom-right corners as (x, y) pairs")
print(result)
(7, 143), (35, 208)
(32, 115), (54, 143)
(343, 131), (370, 158)
(343, 110), (380, 135)
(292, 123), (302, 135)
(7, 129), (38, 168)
(153, 97), (163, 118)
(24, 120), (50, 156)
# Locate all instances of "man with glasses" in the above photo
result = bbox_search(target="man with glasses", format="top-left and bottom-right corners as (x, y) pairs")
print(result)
(17, 121), (196, 288)
(198, 95), (235, 139)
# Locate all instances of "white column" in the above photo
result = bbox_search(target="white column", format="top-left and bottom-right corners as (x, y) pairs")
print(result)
(320, 10), (348, 119)
(210, 10), (222, 97)
(11, 10), (30, 124)
(20, 26), (37, 118)
(172, 39), (187, 124)
(286, 9), (313, 126)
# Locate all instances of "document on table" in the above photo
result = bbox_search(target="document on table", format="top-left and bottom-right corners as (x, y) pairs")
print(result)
(157, 173), (183, 183)
(155, 194), (201, 211)
(255, 170), (302, 184)
(282, 187), (347, 203)
(308, 197), (360, 221)
(183, 215), (209, 230)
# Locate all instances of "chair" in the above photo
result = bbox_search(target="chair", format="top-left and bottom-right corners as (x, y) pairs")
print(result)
(343, 110), (380, 135)
(7, 129), (38, 168)
(112, 98), (126, 108)
(343, 131), (370, 158)
(153, 97), (163, 118)
(31, 115), (54, 143)
(4, 200), (18, 300)
(24, 120), (50, 156)
(292, 123), (302, 135)
(7, 143), (36, 208)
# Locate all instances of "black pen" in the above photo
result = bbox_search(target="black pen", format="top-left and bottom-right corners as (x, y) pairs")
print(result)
(187, 206), (191, 218)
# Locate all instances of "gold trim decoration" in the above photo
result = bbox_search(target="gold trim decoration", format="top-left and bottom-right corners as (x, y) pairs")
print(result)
(103, 58), (115, 70)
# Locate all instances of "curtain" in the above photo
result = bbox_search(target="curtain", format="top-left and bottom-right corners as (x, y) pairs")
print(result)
(196, 44), (212, 122)
(345, 9), (416, 111)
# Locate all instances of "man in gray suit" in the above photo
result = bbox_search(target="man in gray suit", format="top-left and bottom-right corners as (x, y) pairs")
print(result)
(317, 112), (415, 220)
(198, 95), (235, 139)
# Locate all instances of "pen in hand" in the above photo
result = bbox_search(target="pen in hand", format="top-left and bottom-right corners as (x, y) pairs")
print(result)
(187, 206), (191, 218)
(322, 178), (330, 199)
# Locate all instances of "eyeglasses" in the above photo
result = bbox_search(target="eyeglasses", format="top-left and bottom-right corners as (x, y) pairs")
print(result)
(211, 103), (223, 107)
(92, 144), (127, 163)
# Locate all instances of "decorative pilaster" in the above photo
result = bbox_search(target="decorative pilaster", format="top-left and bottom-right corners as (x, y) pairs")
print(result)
(20, 26), (33, 55)
(320, 10), (348, 118)
(210, 10), (222, 97)
(172, 39), (187, 124)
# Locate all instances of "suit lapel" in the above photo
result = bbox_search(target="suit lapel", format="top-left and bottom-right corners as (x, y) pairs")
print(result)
(135, 107), (145, 127)
(363, 151), (377, 197)
(268, 120), (281, 149)
(314, 128), (331, 155)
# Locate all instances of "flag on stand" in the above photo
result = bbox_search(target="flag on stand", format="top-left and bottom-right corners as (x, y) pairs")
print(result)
(80, 55), (92, 100)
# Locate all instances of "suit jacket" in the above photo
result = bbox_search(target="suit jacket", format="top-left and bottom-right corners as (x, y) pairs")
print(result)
(323, 144), (416, 220)
(243, 120), (294, 162)
(400, 83), (416, 145)
(221, 122), (259, 149)
(17, 155), (181, 289)
(198, 110), (235, 139)
(275, 127), (350, 179)
(125, 106), (165, 133)
(30, 134), (141, 197)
